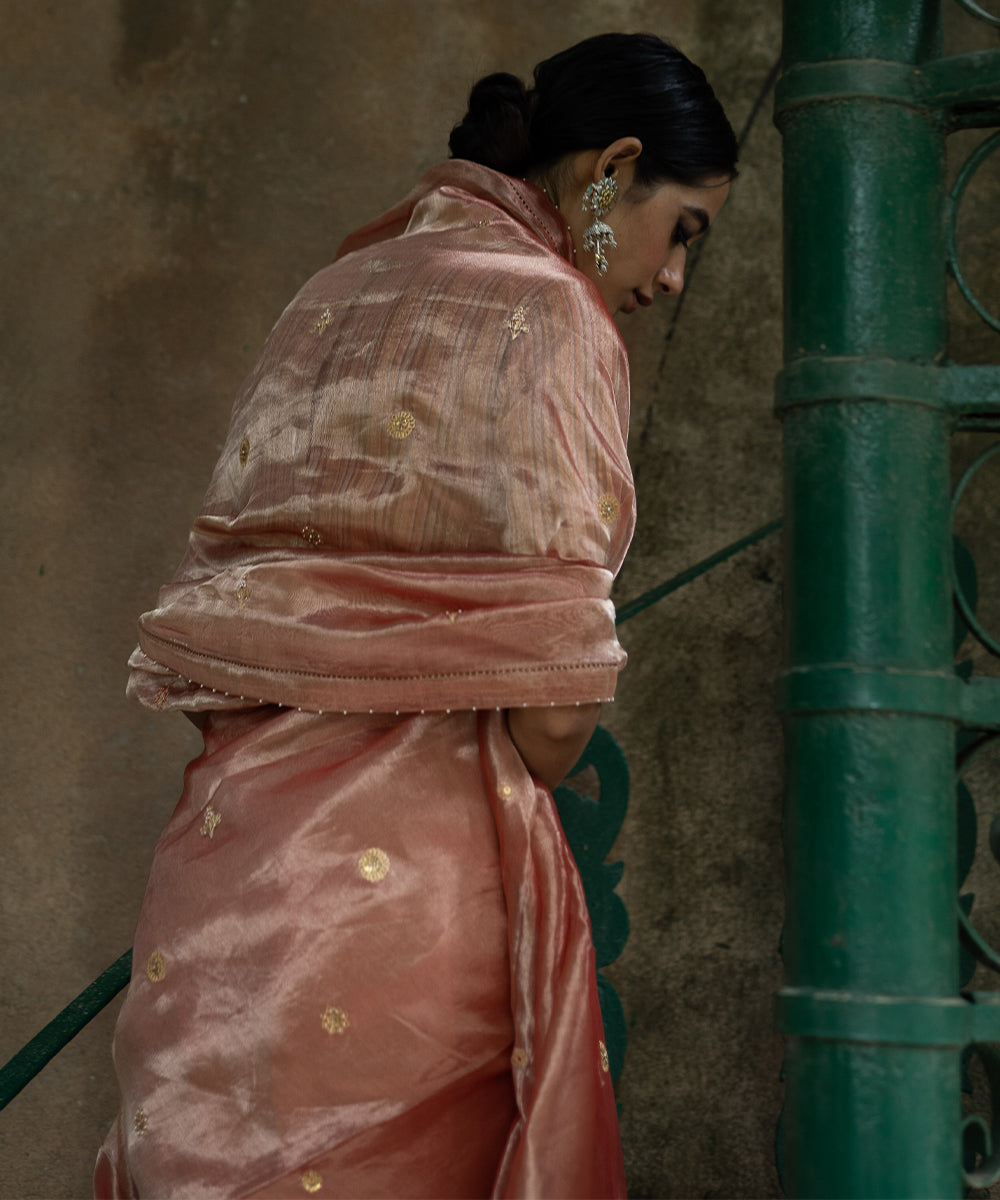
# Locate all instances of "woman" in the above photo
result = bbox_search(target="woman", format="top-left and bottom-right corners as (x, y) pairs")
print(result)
(95, 32), (736, 1200)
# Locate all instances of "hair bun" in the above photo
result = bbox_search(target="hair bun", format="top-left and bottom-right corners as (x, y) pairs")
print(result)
(448, 72), (534, 175)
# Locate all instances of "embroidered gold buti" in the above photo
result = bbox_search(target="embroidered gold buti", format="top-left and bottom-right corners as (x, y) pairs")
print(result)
(200, 806), (222, 839)
(599, 1039), (610, 1073)
(301, 1169), (323, 1193)
(597, 493), (620, 525)
(146, 951), (167, 983)
(301, 525), (323, 549)
(239, 437), (250, 467)
(321, 1006), (349, 1035)
(504, 305), (530, 340)
(387, 410), (416, 440)
(133, 1107), (149, 1136)
(357, 847), (390, 882)
(314, 307), (334, 334)
(361, 257), (395, 275)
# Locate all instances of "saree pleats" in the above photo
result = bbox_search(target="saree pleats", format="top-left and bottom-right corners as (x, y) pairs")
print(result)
(97, 709), (623, 1197)
(99, 709), (517, 1197)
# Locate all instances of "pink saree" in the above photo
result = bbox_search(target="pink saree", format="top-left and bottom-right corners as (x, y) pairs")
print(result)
(96, 161), (635, 1199)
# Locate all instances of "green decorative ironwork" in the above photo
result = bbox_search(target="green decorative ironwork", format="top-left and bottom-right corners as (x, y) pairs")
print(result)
(952, 523), (1000, 1186)
(962, 1044), (1000, 1187)
(554, 725), (630, 1081)
(947, 129), (1000, 332)
(955, 0), (1000, 28)
(955, 733), (1000, 1188)
(952, 441), (1000, 656)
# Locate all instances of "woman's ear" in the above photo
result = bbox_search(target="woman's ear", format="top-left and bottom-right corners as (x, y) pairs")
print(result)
(594, 136), (643, 182)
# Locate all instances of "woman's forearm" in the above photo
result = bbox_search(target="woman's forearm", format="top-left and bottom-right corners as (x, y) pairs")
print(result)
(506, 702), (601, 790)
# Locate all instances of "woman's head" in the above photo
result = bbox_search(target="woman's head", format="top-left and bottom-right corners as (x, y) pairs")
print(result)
(448, 32), (738, 190)
(449, 34), (736, 315)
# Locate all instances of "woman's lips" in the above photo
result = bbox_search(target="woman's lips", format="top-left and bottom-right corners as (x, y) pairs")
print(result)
(623, 290), (654, 314)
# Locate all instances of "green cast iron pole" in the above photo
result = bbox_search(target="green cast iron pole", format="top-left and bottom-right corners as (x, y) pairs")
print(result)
(777, 2), (960, 1195)
(778, 0), (1000, 1193)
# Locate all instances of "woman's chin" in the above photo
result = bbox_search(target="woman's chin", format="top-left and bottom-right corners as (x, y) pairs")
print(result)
(619, 290), (639, 316)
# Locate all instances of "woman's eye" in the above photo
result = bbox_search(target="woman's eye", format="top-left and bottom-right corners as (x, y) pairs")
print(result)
(674, 225), (692, 248)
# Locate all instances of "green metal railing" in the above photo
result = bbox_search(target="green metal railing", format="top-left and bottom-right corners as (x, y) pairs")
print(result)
(775, 1), (1000, 1195)
(0, 953), (134, 1113)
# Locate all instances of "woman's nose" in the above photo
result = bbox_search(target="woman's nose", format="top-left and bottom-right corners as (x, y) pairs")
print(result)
(655, 249), (687, 296)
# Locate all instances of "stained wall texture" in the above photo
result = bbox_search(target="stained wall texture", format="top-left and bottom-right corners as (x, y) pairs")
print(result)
(1, 2), (998, 1198)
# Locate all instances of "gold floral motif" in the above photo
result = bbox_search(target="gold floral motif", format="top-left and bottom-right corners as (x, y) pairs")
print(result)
(357, 847), (390, 883)
(200, 806), (222, 839)
(321, 1006), (349, 1035)
(597, 493), (620, 525)
(239, 437), (250, 466)
(153, 685), (170, 710)
(236, 578), (252, 610)
(301, 525), (323, 548)
(314, 307), (334, 333)
(511, 1046), (528, 1069)
(387, 410), (416, 440)
(133, 1107), (148, 1137)
(301, 1170), (323, 1193)
(146, 951), (167, 983)
(498, 782), (513, 801)
(599, 1039), (610, 1073)
(504, 305), (530, 340)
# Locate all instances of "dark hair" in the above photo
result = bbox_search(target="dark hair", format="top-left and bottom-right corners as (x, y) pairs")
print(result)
(449, 33), (737, 188)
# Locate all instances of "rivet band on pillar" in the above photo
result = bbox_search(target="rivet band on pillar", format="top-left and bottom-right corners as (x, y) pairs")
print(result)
(777, 990), (1000, 1047)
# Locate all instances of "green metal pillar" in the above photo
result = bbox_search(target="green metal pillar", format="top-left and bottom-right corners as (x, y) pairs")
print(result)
(776, 2), (1000, 1196)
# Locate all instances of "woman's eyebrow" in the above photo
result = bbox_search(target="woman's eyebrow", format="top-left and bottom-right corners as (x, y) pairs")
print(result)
(683, 205), (711, 234)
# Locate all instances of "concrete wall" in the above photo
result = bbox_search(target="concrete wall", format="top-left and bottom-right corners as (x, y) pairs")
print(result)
(1, 2), (997, 1197)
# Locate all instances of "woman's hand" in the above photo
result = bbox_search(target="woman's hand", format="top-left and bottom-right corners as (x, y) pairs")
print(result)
(506, 702), (601, 790)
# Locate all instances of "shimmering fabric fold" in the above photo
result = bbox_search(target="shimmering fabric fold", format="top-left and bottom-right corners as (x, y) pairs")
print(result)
(130, 554), (622, 714)
(99, 161), (632, 1198)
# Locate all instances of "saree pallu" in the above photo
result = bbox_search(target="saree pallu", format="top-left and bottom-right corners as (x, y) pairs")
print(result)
(97, 162), (634, 1198)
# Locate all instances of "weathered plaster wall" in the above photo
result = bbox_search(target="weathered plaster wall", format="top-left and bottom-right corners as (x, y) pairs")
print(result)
(0, 0), (780, 1193)
(2, 2), (997, 1198)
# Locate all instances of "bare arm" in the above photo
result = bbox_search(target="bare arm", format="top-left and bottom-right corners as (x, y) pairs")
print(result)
(506, 702), (601, 791)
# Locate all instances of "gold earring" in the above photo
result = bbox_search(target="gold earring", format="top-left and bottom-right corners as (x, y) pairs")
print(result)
(581, 177), (618, 275)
